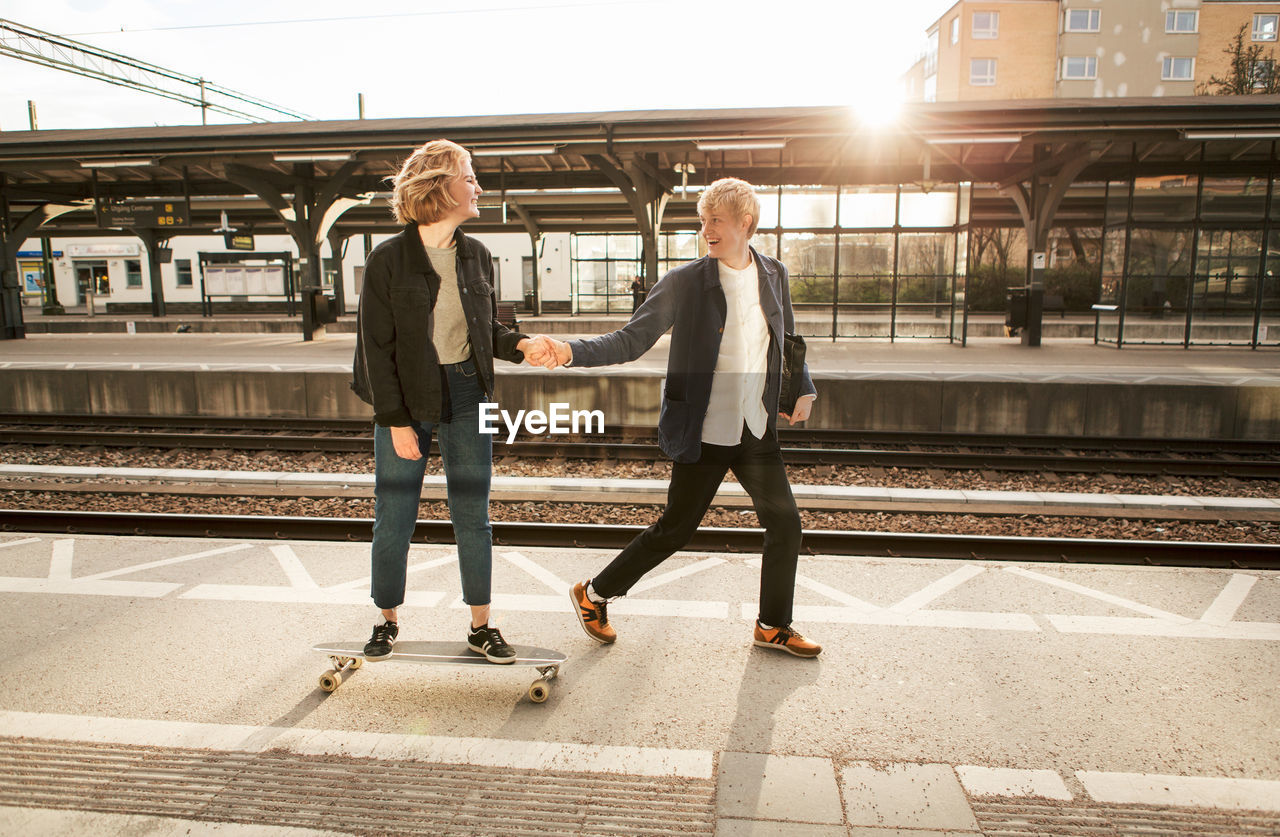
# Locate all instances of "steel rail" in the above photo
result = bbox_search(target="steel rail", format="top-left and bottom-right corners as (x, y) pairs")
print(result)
(3, 412), (1277, 457)
(2, 510), (1276, 569)
(5, 427), (1279, 478)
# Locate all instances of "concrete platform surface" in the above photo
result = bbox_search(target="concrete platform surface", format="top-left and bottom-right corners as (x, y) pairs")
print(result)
(3, 330), (1279, 384)
(0, 533), (1277, 834)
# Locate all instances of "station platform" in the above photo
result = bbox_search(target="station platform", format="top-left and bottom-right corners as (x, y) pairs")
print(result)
(0, 532), (1277, 834)
(3, 320), (1279, 439)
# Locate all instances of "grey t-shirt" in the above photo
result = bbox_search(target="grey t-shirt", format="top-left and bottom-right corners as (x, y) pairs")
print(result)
(425, 244), (472, 364)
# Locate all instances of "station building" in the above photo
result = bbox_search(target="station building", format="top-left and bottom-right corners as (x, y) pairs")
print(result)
(2, 99), (1277, 348)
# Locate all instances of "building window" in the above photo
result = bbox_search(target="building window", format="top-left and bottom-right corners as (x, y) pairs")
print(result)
(176, 258), (193, 287)
(950, 16), (959, 44)
(1255, 14), (1279, 41)
(1065, 9), (1100, 33)
(126, 260), (142, 288)
(1253, 59), (1276, 89)
(972, 11), (998, 39)
(1062, 56), (1098, 80)
(925, 30), (938, 77)
(1162, 57), (1194, 81)
(970, 58), (997, 86)
(1165, 10), (1197, 33)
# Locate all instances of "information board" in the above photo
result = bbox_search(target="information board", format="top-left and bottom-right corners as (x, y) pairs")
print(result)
(97, 200), (189, 228)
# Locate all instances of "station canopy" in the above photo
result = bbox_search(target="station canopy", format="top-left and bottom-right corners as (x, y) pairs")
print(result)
(1, 95), (1278, 239)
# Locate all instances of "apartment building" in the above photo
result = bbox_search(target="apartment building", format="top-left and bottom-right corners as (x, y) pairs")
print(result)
(904, 0), (1280, 100)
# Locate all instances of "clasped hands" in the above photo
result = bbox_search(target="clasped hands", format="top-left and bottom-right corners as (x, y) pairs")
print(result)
(517, 335), (572, 369)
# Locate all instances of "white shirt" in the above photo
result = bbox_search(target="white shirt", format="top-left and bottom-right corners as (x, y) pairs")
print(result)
(701, 258), (770, 446)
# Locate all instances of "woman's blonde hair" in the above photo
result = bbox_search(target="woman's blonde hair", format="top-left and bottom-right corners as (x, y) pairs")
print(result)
(697, 177), (761, 236)
(389, 139), (471, 225)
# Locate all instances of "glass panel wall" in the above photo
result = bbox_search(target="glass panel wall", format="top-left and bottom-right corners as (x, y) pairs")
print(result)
(1123, 228), (1193, 344)
(761, 184), (966, 341)
(572, 233), (641, 313)
(1191, 228), (1262, 344)
(895, 233), (955, 337)
(836, 232), (895, 338)
(1261, 229), (1280, 345)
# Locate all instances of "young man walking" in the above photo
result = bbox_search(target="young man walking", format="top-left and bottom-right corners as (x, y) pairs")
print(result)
(529, 177), (821, 657)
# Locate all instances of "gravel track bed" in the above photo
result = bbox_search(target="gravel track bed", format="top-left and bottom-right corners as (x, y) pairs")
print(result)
(4, 446), (1277, 499)
(3, 489), (1277, 544)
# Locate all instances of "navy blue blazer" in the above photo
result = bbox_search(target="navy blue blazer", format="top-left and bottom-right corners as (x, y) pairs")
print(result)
(567, 248), (816, 463)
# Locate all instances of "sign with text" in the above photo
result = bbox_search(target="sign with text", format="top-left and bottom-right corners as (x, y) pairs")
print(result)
(97, 200), (189, 229)
(225, 233), (255, 251)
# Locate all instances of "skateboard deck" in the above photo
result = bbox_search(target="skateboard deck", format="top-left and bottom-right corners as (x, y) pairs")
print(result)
(313, 640), (566, 703)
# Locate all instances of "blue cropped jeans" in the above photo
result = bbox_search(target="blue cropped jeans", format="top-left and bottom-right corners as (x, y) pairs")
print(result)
(370, 359), (493, 610)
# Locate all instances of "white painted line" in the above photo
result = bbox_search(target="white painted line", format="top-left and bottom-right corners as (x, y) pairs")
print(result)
(1044, 615), (1280, 641)
(327, 551), (457, 592)
(0, 537), (41, 549)
(460, 593), (728, 619)
(748, 561), (880, 613)
(0, 806), (344, 836)
(1077, 770), (1280, 813)
(47, 538), (74, 580)
(0, 578), (180, 597)
(181, 586), (444, 607)
(78, 542), (254, 582)
(773, 604), (1039, 632)
(1003, 566), (1193, 624)
(955, 765), (1073, 800)
(888, 565), (985, 614)
(270, 544), (318, 591)
(0, 710), (714, 780)
(1199, 574), (1258, 626)
(629, 556), (725, 595)
(501, 550), (568, 592)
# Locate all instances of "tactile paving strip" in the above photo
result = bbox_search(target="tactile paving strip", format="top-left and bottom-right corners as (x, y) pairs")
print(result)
(0, 737), (716, 835)
(972, 799), (1280, 837)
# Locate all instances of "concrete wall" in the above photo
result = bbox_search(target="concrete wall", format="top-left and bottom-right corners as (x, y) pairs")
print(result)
(3, 368), (1277, 440)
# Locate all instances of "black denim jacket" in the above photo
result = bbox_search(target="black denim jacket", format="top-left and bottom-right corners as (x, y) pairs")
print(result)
(351, 224), (527, 426)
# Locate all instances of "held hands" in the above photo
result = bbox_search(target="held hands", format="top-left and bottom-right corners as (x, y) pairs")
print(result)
(779, 394), (815, 426)
(517, 334), (571, 369)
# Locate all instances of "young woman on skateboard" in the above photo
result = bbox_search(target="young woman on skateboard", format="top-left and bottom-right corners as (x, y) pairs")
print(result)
(351, 139), (542, 664)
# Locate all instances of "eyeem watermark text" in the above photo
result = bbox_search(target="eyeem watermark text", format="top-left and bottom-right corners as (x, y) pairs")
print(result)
(479, 402), (605, 443)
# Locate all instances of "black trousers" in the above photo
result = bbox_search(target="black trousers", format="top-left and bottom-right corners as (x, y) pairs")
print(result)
(592, 424), (802, 626)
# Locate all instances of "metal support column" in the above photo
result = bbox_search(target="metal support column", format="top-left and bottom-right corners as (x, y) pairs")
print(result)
(0, 175), (23, 339)
(327, 227), (347, 317)
(293, 164), (321, 341)
(133, 228), (169, 318)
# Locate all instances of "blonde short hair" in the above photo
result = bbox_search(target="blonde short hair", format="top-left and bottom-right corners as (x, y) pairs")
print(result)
(389, 139), (471, 225)
(697, 177), (761, 236)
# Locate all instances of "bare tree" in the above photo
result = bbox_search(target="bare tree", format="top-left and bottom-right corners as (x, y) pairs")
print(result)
(1200, 24), (1280, 95)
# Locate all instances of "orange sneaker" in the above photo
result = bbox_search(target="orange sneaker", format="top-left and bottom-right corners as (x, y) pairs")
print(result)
(753, 621), (821, 658)
(570, 581), (616, 644)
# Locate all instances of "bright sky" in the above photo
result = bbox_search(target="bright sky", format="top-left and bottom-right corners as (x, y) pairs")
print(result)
(0, 0), (958, 131)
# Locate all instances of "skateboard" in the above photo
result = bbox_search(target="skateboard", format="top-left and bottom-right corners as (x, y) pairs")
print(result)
(312, 640), (567, 703)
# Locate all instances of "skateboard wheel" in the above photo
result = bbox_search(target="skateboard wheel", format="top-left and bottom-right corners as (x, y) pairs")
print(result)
(528, 680), (549, 703)
(319, 671), (342, 693)
(350, 658), (363, 670)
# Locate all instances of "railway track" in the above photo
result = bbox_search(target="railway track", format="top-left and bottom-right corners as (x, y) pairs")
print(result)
(2, 509), (1277, 569)
(4, 414), (1279, 479)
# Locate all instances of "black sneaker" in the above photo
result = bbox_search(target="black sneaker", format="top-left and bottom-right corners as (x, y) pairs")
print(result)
(467, 624), (517, 664)
(363, 620), (398, 660)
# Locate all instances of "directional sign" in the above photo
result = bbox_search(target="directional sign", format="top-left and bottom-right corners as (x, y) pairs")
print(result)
(97, 200), (189, 229)
(225, 233), (255, 251)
